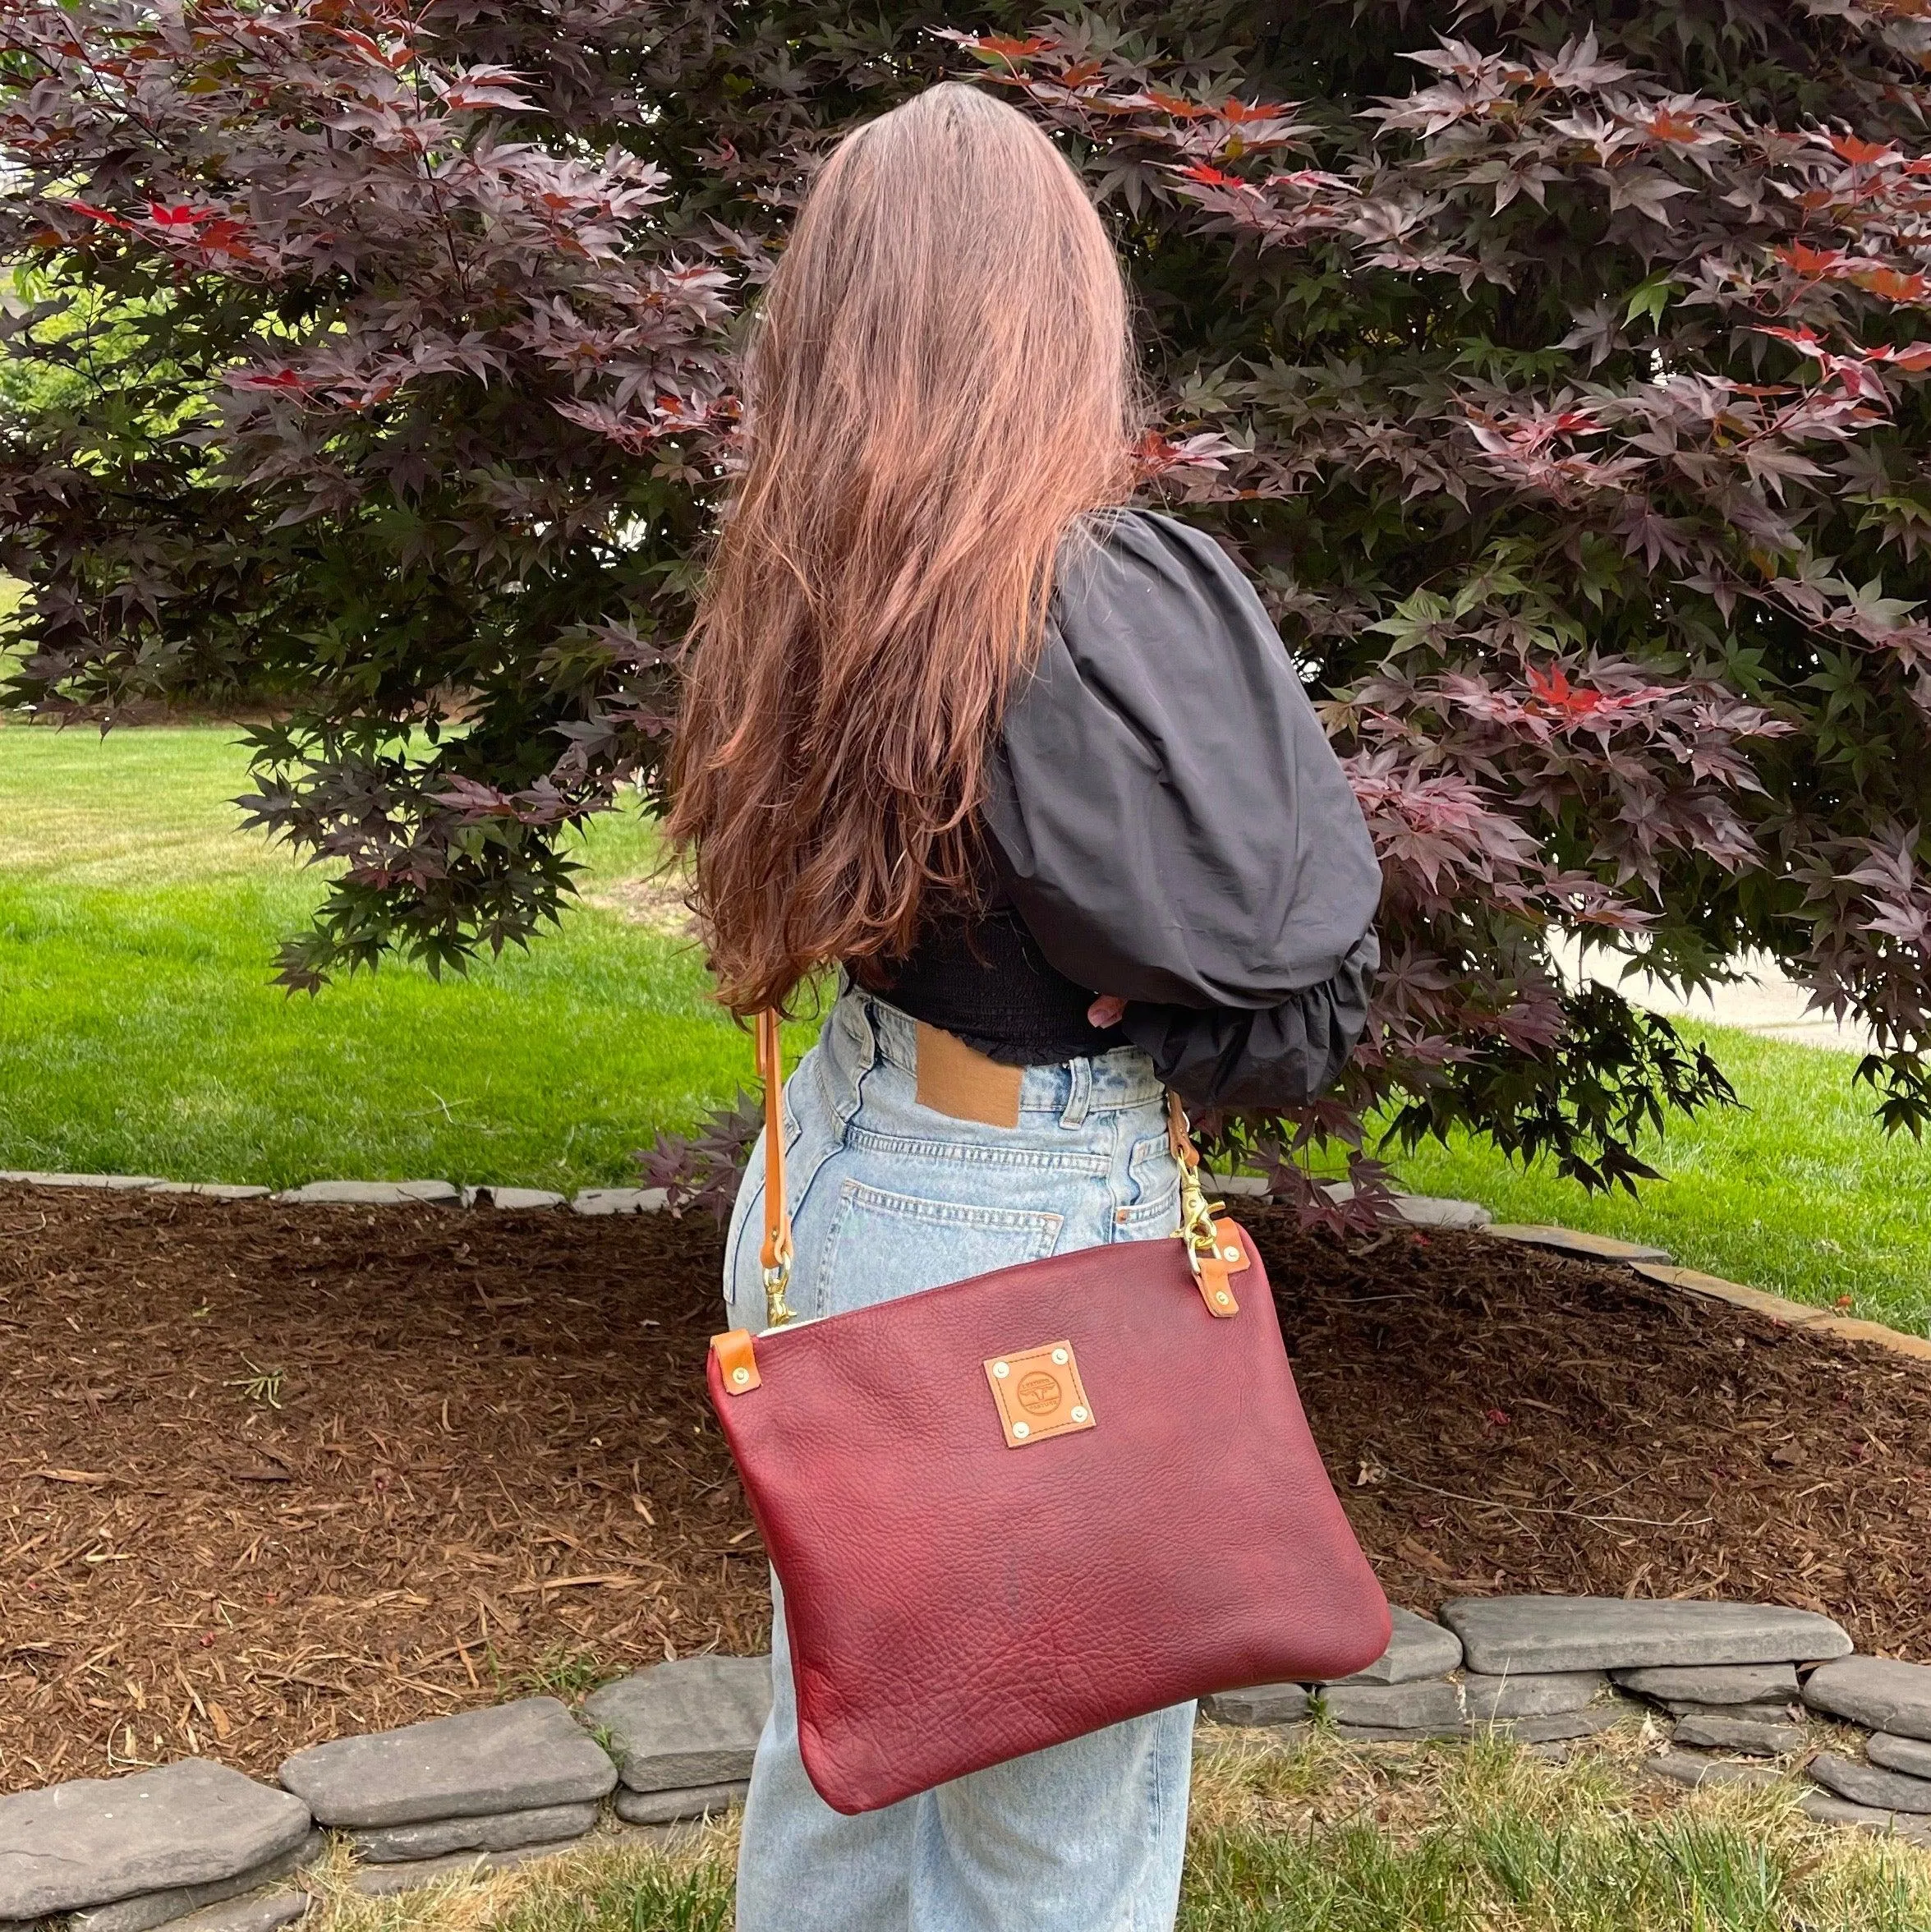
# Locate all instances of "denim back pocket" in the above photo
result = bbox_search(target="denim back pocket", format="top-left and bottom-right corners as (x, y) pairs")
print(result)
(812, 1179), (1064, 1318)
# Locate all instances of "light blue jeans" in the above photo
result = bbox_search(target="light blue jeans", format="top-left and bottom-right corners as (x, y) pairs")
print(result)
(722, 990), (1196, 1932)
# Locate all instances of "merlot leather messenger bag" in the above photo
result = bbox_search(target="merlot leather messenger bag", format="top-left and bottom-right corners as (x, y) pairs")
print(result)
(706, 1010), (1390, 1814)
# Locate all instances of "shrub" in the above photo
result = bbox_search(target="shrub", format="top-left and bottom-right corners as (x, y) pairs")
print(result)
(5, 2), (1931, 1204)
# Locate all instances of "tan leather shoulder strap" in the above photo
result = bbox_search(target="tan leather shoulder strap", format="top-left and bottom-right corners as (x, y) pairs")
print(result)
(754, 1010), (795, 1327)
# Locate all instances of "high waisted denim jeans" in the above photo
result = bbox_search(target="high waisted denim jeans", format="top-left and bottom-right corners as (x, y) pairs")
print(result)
(722, 990), (1196, 1932)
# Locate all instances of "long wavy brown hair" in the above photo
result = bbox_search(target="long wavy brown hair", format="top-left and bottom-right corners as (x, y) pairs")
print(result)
(667, 81), (1137, 1016)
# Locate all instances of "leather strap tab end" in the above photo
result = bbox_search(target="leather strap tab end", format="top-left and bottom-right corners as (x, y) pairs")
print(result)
(1211, 1220), (1253, 1273)
(712, 1327), (762, 1396)
(1194, 1254), (1240, 1318)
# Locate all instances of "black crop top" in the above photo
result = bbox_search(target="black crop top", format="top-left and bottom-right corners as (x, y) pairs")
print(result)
(881, 895), (1129, 1066)
(871, 508), (1382, 1113)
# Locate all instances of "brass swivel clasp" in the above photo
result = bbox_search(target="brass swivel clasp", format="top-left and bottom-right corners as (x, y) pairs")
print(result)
(1167, 1098), (1225, 1281)
(762, 1240), (795, 1330)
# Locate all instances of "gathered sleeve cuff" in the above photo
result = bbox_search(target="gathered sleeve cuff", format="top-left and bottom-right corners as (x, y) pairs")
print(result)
(1118, 928), (1378, 1112)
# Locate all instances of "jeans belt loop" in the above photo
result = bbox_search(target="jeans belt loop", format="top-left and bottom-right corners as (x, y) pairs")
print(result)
(1059, 1055), (1092, 1130)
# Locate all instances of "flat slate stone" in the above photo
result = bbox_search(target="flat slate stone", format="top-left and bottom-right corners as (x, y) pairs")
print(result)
(1805, 1313), (1931, 1365)
(1613, 1663), (1800, 1706)
(1474, 1707), (1625, 1746)
(1662, 1699), (1800, 1723)
(0, 1171), (162, 1189)
(1647, 1753), (1780, 1792)
(462, 1185), (566, 1209)
(614, 1782), (749, 1826)
(580, 1656), (771, 1794)
(1321, 1681), (1464, 1731)
(144, 1182), (274, 1200)
(0, 1761), (312, 1920)
(274, 1180), (458, 1206)
(569, 1188), (667, 1216)
(1802, 1655), (1931, 1741)
(1441, 1597), (1851, 1676)
(347, 1840), (585, 1897)
(1808, 1754), (1931, 1815)
(70, 1833), (324, 1932)
(1200, 1684), (1309, 1727)
(1461, 1671), (1606, 1721)
(1390, 1195), (1492, 1230)
(1484, 1224), (1671, 1263)
(169, 1896), (309, 1932)
(1671, 1714), (1804, 1757)
(1869, 1732), (1931, 1780)
(279, 1696), (615, 1828)
(1799, 1792), (1931, 1847)
(1322, 1605), (1463, 1686)
(349, 1801), (600, 1863)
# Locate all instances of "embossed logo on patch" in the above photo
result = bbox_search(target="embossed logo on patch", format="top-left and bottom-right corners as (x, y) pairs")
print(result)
(1017, 1371), (1061, 1415)
(983, 1341), (1094, 1448)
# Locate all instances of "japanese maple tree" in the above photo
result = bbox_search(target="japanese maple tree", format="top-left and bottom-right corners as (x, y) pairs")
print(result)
(5, 0), (1931, 1212)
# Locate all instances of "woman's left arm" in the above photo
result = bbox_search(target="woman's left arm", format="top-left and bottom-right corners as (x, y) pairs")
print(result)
(1110, 927), (1378, 1112)
(985, 510), (1382, 1114)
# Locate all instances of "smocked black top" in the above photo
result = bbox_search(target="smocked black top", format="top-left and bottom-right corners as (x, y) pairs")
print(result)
(874, 508), (1382, 1114)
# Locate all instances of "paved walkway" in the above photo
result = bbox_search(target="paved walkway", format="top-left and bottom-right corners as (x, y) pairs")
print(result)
(1552, 940), (1876, 1056)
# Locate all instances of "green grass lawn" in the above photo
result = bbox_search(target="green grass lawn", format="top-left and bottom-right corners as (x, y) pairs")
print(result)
(3, 723), (1929, 1334)
(0, 723), (762, 1191)
(298, 1726), (1931, 1932)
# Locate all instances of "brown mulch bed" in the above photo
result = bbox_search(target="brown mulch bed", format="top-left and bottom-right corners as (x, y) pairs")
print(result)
(3, 1185), (1929, 1793)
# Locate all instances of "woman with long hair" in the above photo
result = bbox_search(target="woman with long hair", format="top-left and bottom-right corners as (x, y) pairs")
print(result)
(669, 80), (1382, 1932)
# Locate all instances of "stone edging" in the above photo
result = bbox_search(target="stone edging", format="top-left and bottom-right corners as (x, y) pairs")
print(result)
(7, 1167), (1926, 1361)
(1479, 1223), (1931, 1365)
(1, 1168), (1483, 1226)
(0, 1171), (664, 1215)
(0, 1660), (768, 1932)
(7, 1598), (1930, 1930)
(1207, 1597), (1931, 1854)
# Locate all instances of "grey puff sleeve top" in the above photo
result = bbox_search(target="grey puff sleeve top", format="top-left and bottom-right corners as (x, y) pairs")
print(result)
(978, 508), (1382, 1112)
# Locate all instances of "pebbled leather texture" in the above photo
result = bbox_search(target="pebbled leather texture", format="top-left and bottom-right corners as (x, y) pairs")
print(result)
(707, 1217), (1391, 1815)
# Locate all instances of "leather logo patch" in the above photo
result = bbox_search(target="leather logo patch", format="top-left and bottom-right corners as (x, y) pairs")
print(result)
(983, 1341), (1094, 1448)
(915, 1022), (1023, 1128)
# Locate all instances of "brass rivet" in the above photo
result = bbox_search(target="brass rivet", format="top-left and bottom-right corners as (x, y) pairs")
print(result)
(1070, 1405), (1088, 1423)
(1051, 1348), (1069, 1365)
(731, 1366), (749, 1386)
(1222, 1245), (1240, 1262)
(1216, 1291), (1230, 1306)
(1012, 1420), (1030, 1438)
(993, 1361), (1009, 1378)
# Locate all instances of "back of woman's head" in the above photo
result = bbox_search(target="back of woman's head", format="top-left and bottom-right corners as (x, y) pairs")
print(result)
(669, 81), (1136, 1015)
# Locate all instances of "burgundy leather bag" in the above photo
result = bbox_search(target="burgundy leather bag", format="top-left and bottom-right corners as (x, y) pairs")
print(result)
(707, 1011), (1389, 1815)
